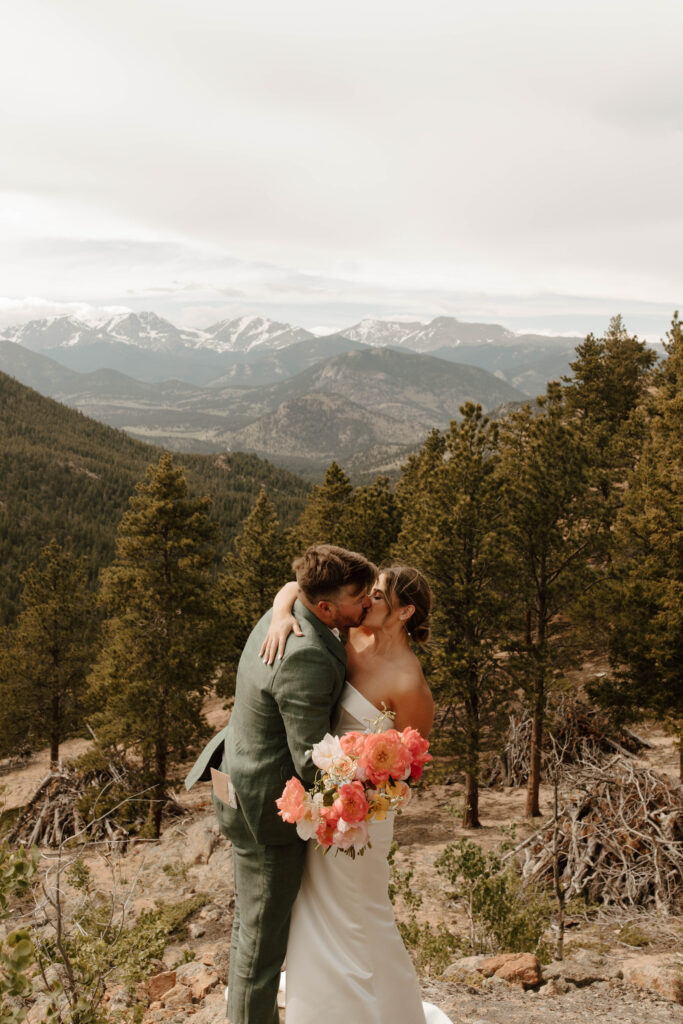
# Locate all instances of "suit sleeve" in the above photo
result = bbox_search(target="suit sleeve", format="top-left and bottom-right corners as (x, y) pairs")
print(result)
(271, 645), (337, 785)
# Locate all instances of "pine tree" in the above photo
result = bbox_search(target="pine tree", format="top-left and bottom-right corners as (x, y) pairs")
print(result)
(88, 453), (220, 837)
(395, 405), (514, 827)
(497, 387), (594, 816)
(217, 488), (291, 696)
(297, 462), (354, 548)
(345, 475), (401, 566)
(0, 541), (94, 763)
(590, 313), (683, 775)
(562, 315), (657, 524)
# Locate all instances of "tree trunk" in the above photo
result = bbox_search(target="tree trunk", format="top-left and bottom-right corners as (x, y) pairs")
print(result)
(526, 585), (547, 818)
(463, 667), (481, 828)
(152, 736), (167, 839)
(50, 693), (60, 768)
(525, 679), (543, 817)
(463, 772), (480, 829)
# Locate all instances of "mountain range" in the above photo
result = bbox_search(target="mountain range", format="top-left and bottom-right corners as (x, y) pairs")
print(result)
(0, 310), (588, 476)
(0, 369), (309, 625)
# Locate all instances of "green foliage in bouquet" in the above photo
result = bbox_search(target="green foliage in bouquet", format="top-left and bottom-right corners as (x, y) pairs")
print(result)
(435, 838), (549, 956)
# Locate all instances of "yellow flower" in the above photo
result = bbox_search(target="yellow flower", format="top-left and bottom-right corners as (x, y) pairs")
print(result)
(368, 793), (391, 821)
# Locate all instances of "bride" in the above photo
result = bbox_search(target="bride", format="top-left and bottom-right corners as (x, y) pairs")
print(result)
(260, 564), (452, 1024)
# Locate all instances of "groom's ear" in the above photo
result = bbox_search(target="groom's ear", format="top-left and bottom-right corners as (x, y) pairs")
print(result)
(316, 600), (334, 622)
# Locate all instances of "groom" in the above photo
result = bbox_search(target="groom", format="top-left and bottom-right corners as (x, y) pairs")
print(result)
(185, 544), (376, 1024)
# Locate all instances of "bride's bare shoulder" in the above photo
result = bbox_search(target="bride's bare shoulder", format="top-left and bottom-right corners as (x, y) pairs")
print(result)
(392, 655), (433, 736)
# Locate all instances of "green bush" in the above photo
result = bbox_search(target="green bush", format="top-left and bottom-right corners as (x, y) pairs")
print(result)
(435, 838), (548, 954)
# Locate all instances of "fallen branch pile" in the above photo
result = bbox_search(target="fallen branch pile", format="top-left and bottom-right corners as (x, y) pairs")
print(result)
(488, 693), (650, 786)
(8, 761), (185, 849)
(516, 753), (683, 911)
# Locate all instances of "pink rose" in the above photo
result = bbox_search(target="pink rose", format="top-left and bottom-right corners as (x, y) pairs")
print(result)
(400, 727), (433, 780)
(276, 777), (306, 823)
(332, 781), (369, 824)
(358, 731), (412, 785)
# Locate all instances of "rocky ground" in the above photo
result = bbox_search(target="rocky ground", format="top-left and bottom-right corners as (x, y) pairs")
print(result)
(4, 709), (682, 1023)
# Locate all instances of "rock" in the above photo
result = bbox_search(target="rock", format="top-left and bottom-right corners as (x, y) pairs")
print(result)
(149, 1002), (162, 1011)
(621, 955), (683, 1005)
(190, 970), (219, 1002)
(176, 960), (210, 985)
(27, 995), (53, 1024)
(539, 976), (570, 996)
(479, 952), (542, 988)
(201, 951), (215, 966)
(543, 956), (623, 987)
(185, 818), (220, 865)
(443, 954), (488, 979)
(162, 983), (193, 1008)
(147, 971), (177, 1002)
(189, 922), (206, 939)
(107, 986), (133, 1011)
(212, 947), (230, 984)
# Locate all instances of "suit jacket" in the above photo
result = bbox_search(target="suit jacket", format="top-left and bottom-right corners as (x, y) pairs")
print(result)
(185, 599), (347, 845)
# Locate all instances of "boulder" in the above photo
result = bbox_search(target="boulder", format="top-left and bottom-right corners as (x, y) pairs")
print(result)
(185, 818), (220, 865)
(161, 983), (193, 1008)
(543, 955), (622, 987)
(621, 955), (683, 1005)
(191, 970), (219, 1002)
(480, 952), (542, 988)
(443, 954), (488, 979)
(147, 971), (177, 1002)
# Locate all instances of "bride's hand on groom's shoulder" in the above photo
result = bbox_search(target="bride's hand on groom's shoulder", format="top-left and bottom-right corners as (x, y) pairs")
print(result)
(260, 614), (303, 665)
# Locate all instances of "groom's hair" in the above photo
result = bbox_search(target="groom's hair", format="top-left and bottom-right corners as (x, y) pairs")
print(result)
(293, 545), (376, 604)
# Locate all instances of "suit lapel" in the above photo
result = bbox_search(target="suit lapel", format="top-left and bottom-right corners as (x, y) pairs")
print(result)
(294, 599), (347, 668)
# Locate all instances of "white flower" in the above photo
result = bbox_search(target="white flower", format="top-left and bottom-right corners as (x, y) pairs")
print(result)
(311, 733), (344, 771)
(333, 818), (370, 852)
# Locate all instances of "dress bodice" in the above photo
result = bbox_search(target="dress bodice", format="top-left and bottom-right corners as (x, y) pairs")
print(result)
(332, 682), (393, 736)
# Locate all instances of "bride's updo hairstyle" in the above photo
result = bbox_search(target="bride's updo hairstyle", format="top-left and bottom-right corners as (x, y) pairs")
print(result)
(381, 564), (433, 644)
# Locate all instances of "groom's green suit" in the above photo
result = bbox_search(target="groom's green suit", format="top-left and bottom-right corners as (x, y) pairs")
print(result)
(185, 599), (347, 1024)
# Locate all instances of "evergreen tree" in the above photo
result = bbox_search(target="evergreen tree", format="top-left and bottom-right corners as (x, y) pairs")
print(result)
(297, 461), (354, 548)
(217, 488), (291, 696)
(589, 313), (683, 775)
(0, 541), (94, 763)
(346, 475), (401, 566)
(562, 315), (657, 523)
(88, 453), (220, 837)
(395, 405), (514, 827)
(497, 387), (594, 816)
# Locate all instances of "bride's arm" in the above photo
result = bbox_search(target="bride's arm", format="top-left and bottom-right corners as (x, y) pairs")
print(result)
(391, 675), (434, 738)
(259, 580), (302, 664)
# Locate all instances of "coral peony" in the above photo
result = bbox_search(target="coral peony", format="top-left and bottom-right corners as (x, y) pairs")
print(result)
(340, 731), (367, 758)
(358, 730), (412, 785)
(276, 777), (306, 823)
(400, 726), (433, 779)
(332, 781), (369, 824)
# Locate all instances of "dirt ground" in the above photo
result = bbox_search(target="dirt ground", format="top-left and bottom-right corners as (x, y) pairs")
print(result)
(3, 699), (681, 1023)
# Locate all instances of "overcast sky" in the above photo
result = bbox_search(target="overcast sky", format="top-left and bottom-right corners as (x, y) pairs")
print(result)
(1, 0), (681, 338)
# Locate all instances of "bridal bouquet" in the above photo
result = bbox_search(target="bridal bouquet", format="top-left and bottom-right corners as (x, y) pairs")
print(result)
(276, 724), (432, 856)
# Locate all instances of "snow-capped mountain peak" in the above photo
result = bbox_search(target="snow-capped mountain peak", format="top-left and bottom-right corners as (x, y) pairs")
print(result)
(201, 315), (314, 353)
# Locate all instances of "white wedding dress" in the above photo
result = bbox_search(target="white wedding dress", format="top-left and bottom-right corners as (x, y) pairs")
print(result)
(281, 682), (452, 1024)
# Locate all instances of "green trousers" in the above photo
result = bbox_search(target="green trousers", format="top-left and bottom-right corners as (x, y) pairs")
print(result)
(213, 793), (306, 1024)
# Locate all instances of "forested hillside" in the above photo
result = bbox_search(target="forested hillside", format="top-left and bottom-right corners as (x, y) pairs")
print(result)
(0, 371), (309, 624)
